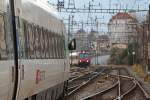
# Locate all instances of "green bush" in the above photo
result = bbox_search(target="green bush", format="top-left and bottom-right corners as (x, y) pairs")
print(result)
(109, 47), (128, 65)
(109, 43), (136, 65)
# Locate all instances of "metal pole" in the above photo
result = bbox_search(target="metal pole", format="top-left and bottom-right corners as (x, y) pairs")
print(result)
(96, 49), (98, 65)
(68, 15), (70, 41)
(96, 22), (99, 65)
(148, 5), (150, 73)
(133, 53), (134, 64)
(68, 15), (73, 66)
(9, 0), (19, 100)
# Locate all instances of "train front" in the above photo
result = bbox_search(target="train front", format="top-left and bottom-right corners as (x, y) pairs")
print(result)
(78, 51), (91, 67)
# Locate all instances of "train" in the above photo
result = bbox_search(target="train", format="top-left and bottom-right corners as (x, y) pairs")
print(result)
(70, 51), (91, 67)
(0, 0), (76, 100)
(78, 51), (91, 67)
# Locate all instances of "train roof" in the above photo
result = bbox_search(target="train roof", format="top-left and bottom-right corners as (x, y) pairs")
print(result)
(0, 0), (8, 12)
(25, 0), (59, 18)
(15, 0), (65, 34)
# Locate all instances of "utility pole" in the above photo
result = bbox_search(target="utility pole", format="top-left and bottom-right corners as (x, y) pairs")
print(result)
(68, 15), (71, 41)
(69, 14), (75, 66)
(70, 15), (74, 36)
(148, 4), (150, 74)
(68, 15), (73, 66)
(57, 0), (64, 11)
(68, 0), (75, 9)
(96, 17), (99, 65)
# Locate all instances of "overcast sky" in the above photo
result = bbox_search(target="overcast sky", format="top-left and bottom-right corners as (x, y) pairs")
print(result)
(48, 0), (150, 34)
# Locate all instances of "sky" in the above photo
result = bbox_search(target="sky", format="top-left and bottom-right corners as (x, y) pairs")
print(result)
(47, 0), (150, 35)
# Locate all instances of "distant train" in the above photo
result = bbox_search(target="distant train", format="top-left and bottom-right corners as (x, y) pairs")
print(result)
(78, 51), (91, 67)
(70, 51), (91, 67)
(0, 0), (75, 100)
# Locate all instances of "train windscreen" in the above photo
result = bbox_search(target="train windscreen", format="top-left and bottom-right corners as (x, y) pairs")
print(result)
(79, 53), (88, 58)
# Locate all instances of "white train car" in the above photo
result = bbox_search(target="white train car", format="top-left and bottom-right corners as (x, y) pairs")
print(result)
(69, 52), (79, 65)
(0, 0), (75, 100)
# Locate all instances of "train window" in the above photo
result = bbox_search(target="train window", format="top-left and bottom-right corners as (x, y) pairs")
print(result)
(50, 32), (53, 59)
(37, 28), (41, 58)
(51, 33), (55, 58)
(31, 25), (36, 59)
(45, 30), (49, 59)
(54, 34), (57, 59)
(60, 37), (63, 59)
(26, 23), (31, 59)
(57, 37), (61, 59)
(26, 24), (30, 59)
(61, 38), (65, 59)
(43, 29), (47, 59)
(43, 28), (46, 59)
(39, 28), (44, 58)
(60, 36), (62, 58)
(58, 36), (61, 59)
(23, 21), (28, 58)
(35, 26), (40, 59)
(41, 29), (44, 59)
(18, 19), (26, 59)
(56, 35), (59, 59)
(60, 38), (64, 58)
(61, 38), (64, 58)
(47, 32), (50, 59)
(28, 24), (35, 59)
(0, 15), (7, 60)
(55, 35), (59, 59)
(62, 37), (66, 58)
(38, 27), (41, 59)
(23, 21), (68, 60)
(48, 32), (52, 59)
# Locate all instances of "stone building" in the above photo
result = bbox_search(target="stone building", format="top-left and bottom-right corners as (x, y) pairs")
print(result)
(96, 35), (110, 54)
(108, 12), (138, 49)
(87, 29), (98, 50)
(74, 29), (89, 51)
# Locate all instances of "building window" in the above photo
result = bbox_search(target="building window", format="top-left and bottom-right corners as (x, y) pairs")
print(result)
(0, 15), (7, 60)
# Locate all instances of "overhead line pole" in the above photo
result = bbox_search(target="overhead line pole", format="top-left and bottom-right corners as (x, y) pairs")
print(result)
(148, 5), (150, 74)
(58, 8), (148, 13)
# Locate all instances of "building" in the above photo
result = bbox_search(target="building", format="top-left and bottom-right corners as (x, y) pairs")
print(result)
(74, 29), (89, 51)
(96, 35), (110, 54)
(108, 12), (138, 49)
(87, 29), (98, 50)
(136, 15), (149, 66)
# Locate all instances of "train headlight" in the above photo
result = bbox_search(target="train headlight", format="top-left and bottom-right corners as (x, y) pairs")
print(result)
(86, 60), (89, 62)
(79, 60), (82, 62)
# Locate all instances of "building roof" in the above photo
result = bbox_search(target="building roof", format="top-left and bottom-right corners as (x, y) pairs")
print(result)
(109, 12), (138, 22)
(76, 29), (86, 34)
(98, 35), (109, 40)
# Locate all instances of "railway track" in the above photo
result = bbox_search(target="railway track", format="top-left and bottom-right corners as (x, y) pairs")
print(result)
(67, 67), (118, 100)
(81, 68), (150, 100)
(67, 67), (107, 95)
(68, 72), (98, 95)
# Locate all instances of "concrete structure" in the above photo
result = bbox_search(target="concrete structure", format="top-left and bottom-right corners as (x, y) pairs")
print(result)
(96, 35), (110, 54)
(74, 29), (89, 51)
(135, 15), (149, 67)
(87, 29), (98, 50)
(108, 12), (138, 48)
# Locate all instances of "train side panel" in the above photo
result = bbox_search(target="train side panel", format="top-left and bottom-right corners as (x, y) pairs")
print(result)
(17, 59), (65, 99)
(0, 0), (15, 100)
(14, 0), (69, 99)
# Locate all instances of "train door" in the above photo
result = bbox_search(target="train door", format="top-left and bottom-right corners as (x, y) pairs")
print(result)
(15, 18), (37, 100)
(0, 7), (16, 100)
(15, 17), (32, 100)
